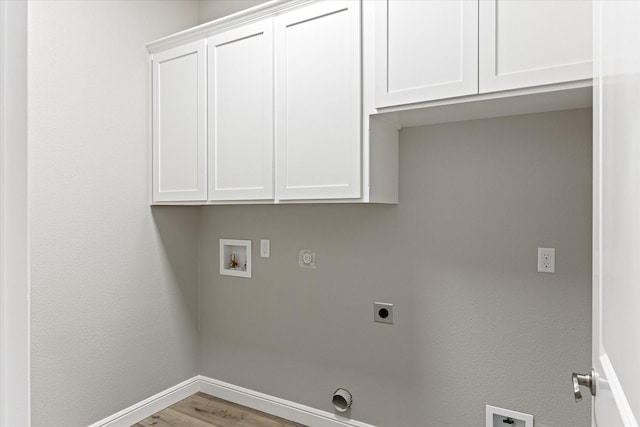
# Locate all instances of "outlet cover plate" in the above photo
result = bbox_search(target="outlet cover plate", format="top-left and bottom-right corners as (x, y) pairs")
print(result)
(374, 302), (394, 324)
(537, 247), (555, 273)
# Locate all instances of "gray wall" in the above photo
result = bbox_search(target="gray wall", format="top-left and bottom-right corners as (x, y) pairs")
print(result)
(198, 0), (269, 23)
(28, 2), (201, 425)
(198, 109), (593, 427)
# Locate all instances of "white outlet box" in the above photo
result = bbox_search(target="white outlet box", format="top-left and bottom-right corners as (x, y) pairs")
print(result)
(537, 247), (555, 273)
(486, 405), (533, 427)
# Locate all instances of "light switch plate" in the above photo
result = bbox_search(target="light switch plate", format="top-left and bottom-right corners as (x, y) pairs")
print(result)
(260, 239), (270, 258)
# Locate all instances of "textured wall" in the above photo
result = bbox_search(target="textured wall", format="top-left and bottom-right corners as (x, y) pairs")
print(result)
(28, 2), (200, 425)
(198, 109), (593, 427)
(198, 0), (269, 23)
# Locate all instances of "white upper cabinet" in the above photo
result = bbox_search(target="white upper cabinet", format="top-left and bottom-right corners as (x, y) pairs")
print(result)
(152, 40), (207, 202)
(375, 0), (479, 108)
(275, 0), (361, 200)
(148, 0), (592, 205)
(479, 0), (592, 93)
(208, 21), (274, 201)
(375, 0), (592, 109)
(147, 0), (400, 205)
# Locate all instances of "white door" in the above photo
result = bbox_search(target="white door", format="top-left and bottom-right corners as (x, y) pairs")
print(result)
(152, 40), (207, 202)
(479, 0), (592, 93)
(375, 0), (478, 108)
(208, 20), (273, 201)
(591, 1), (640, 426)
(275, 0), (361, 201)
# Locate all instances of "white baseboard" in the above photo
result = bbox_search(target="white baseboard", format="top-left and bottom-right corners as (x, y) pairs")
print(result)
(197, 376), (376, 427)
(89, 375), (376, 427)
(88, 377), (200, 427)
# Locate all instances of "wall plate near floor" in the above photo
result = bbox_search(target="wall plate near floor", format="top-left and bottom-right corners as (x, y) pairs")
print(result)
(486, 405), (533, 427)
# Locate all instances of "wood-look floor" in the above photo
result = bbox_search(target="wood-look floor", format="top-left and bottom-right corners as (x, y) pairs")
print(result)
(133, 392), (307, 427)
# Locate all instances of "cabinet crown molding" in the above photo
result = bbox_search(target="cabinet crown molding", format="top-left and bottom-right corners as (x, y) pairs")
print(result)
(146, 0), (317, 53)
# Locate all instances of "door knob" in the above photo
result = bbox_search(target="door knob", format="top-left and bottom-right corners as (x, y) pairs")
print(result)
(572, 368), (596, 402)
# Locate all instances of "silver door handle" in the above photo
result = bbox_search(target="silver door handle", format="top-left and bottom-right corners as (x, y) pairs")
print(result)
(572, 368), (596, 402)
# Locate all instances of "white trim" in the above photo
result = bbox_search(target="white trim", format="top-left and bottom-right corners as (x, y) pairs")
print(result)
(371, 80), (592, 131)
(198, 376), (376, 427)
(89, 376), (377, 427)
(1, 2), (5, 420)
(0, 1), (30, 425)
(146, 0), (317, 53)
(600, 354), (640, 427)
(87, 377), (201, 427)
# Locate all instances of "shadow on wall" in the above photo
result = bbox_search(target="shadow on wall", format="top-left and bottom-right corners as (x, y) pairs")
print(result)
(151, 206), (200, 327)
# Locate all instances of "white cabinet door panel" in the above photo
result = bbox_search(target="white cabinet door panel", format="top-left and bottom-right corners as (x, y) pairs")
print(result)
(275, 1), (361, 200)
(152, 40), (207, 202)
(375, 0), (478, 108)
(208, 21), (273, 201)
(479, 0), (592, 93)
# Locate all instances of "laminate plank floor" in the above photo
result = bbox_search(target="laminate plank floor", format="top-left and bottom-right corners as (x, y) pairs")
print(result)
(133, 392), (307, 427)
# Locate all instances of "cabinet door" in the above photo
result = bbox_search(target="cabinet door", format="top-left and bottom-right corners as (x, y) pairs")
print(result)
(275, 1), (361, 201)
(208, 21), (273, 201)
(375, 0), (478, 108)
(152, 40), (207, 202)
(479, 0), (592, 93)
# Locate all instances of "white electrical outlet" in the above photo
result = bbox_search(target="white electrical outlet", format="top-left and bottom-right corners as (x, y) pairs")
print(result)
(260, 239), (270, 258)
(537, 247), (555, 273)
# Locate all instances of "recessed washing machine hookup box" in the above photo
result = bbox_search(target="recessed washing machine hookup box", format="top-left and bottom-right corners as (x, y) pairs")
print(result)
(220, 239), (252, 278)
(485, 405), (533, 427)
